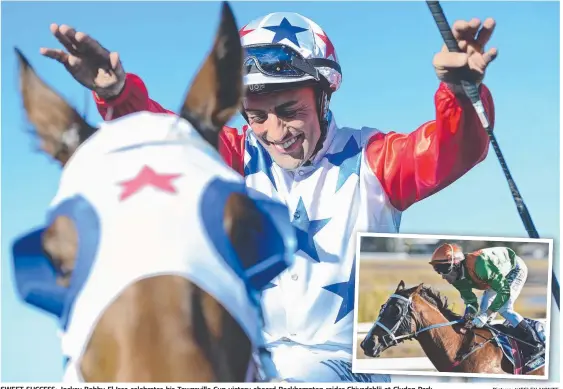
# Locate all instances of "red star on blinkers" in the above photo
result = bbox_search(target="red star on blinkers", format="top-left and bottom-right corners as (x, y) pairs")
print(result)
(315, 31), (336, 60)
(118, 165), (182, 201)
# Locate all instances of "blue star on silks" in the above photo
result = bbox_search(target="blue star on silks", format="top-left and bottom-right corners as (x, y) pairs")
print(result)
(263, 17), (308, 47)
(325, 136), (362, 192)
(263, 282), (277, 290)
(244, 141), (278, 191)
(322, 259), (356, 324)
(291, 197), (331, 263)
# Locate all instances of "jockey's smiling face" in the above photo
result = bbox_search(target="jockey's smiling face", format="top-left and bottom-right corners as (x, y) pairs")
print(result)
(244, 86), (321, 170)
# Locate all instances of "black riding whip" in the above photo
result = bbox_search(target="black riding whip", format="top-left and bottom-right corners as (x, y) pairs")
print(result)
(425, 1), (560, 310)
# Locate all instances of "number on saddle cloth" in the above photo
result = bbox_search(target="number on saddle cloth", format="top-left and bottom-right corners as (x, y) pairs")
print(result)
(200, 178), (296, 295)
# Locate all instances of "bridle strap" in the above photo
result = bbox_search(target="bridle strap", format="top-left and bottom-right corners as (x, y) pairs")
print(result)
(372, 294), (413, 346)
(371, 293), (463, 346)
(379, 319), (462, 343)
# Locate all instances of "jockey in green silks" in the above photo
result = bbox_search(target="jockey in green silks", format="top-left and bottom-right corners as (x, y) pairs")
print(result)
(429, 243), (544, 354)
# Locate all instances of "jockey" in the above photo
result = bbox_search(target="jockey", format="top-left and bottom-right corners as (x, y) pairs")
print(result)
(41, 12), (498, 382)
(429, 243), (545, 354)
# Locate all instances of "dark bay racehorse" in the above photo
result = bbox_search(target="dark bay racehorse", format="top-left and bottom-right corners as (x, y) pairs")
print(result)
(11, 2), (293, 382)
(360, 281), (546, 376)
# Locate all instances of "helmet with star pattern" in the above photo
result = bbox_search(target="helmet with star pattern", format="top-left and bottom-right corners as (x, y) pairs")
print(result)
(240, 12), (342, 95)
(239, 12), (342, 138)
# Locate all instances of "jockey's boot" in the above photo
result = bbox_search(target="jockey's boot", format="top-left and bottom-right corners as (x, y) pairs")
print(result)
(517, 320), (544, 355)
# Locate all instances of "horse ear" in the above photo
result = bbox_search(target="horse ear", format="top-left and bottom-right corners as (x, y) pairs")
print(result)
(180, 1), (243, 150)
(396, 280), (405, 291)
(415, 283), (424, 294)
(15, 47), (96, 166)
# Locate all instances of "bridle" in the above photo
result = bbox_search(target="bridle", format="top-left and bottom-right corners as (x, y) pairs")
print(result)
(364, 292), (461, 357)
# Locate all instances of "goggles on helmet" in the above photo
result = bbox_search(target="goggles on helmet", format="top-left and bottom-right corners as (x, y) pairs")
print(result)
(433, 262), (456, 275)
(244, 44), (308, 78)
(243, 44), (340, 91)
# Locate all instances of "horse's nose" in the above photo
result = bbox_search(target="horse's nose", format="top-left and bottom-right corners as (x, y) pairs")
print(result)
(360, 338), (376, 355)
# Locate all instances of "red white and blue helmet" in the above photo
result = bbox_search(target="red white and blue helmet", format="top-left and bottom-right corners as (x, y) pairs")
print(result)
(240, 12), (342, 96)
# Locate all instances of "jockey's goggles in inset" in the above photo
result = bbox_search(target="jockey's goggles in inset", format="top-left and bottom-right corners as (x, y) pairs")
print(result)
(243, 44), (339, 91)
(433, 262), (455, 275)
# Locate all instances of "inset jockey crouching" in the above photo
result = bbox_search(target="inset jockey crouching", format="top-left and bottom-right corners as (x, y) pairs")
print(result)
(429, 244), (544, 355)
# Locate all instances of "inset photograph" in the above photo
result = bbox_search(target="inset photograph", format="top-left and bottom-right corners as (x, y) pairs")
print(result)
(352, 233), (552, 380)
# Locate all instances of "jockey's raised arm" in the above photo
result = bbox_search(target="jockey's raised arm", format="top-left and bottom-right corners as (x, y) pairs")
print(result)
(93, 73), (173, 118)
(94, 73), (247, 175)
(91, 73), (494, 210)
(363, 83), (493, 211)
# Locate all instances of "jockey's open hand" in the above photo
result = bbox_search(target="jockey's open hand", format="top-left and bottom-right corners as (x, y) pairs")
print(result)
(433, 18), (498, 86)
(40, 24), (126, 99)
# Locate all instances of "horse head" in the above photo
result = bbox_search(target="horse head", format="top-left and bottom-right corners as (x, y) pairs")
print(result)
(12, 2), (293, 382)
(360, 280), (423, 358)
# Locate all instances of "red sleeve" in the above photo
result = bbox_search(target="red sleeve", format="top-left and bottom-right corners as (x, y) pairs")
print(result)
(219, 126), (247, 176)
(93, 73), (175, 119)
(93, 73), (246, 175)
(366, 82), (495, 212)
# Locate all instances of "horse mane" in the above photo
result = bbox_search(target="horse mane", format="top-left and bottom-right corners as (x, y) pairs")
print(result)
(416, 285), (462, 322)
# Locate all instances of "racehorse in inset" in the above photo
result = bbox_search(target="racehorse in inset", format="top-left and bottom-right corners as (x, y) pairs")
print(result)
(11, 2), (294, 382)
(360, 281), (546, 376)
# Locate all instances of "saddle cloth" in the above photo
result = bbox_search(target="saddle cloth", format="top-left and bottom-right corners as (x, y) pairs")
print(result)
(491, 318), (546, 375)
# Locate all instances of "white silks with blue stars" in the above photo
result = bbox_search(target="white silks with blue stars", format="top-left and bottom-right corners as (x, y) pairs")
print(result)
(244, 111), (400, 382)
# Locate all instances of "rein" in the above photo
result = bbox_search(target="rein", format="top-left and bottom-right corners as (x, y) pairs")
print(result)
(372, 294), (462, 347)
(372, 293), (496, 373)
(446, 336), (494, 372)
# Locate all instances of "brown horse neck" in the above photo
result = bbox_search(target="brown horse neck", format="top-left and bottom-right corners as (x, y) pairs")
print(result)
(81, 276), (252, 382)
(411, 294), (464, 371)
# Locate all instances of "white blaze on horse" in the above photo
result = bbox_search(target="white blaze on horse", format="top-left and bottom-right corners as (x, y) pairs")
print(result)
(11, 2), (295, 382)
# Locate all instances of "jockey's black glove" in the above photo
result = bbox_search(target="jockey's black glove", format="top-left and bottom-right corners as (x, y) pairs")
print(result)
(463, 311), (475, 322)
(463, 314), (476, 329)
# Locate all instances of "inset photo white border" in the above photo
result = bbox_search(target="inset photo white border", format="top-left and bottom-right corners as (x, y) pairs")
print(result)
(351, 232), (553, 381)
